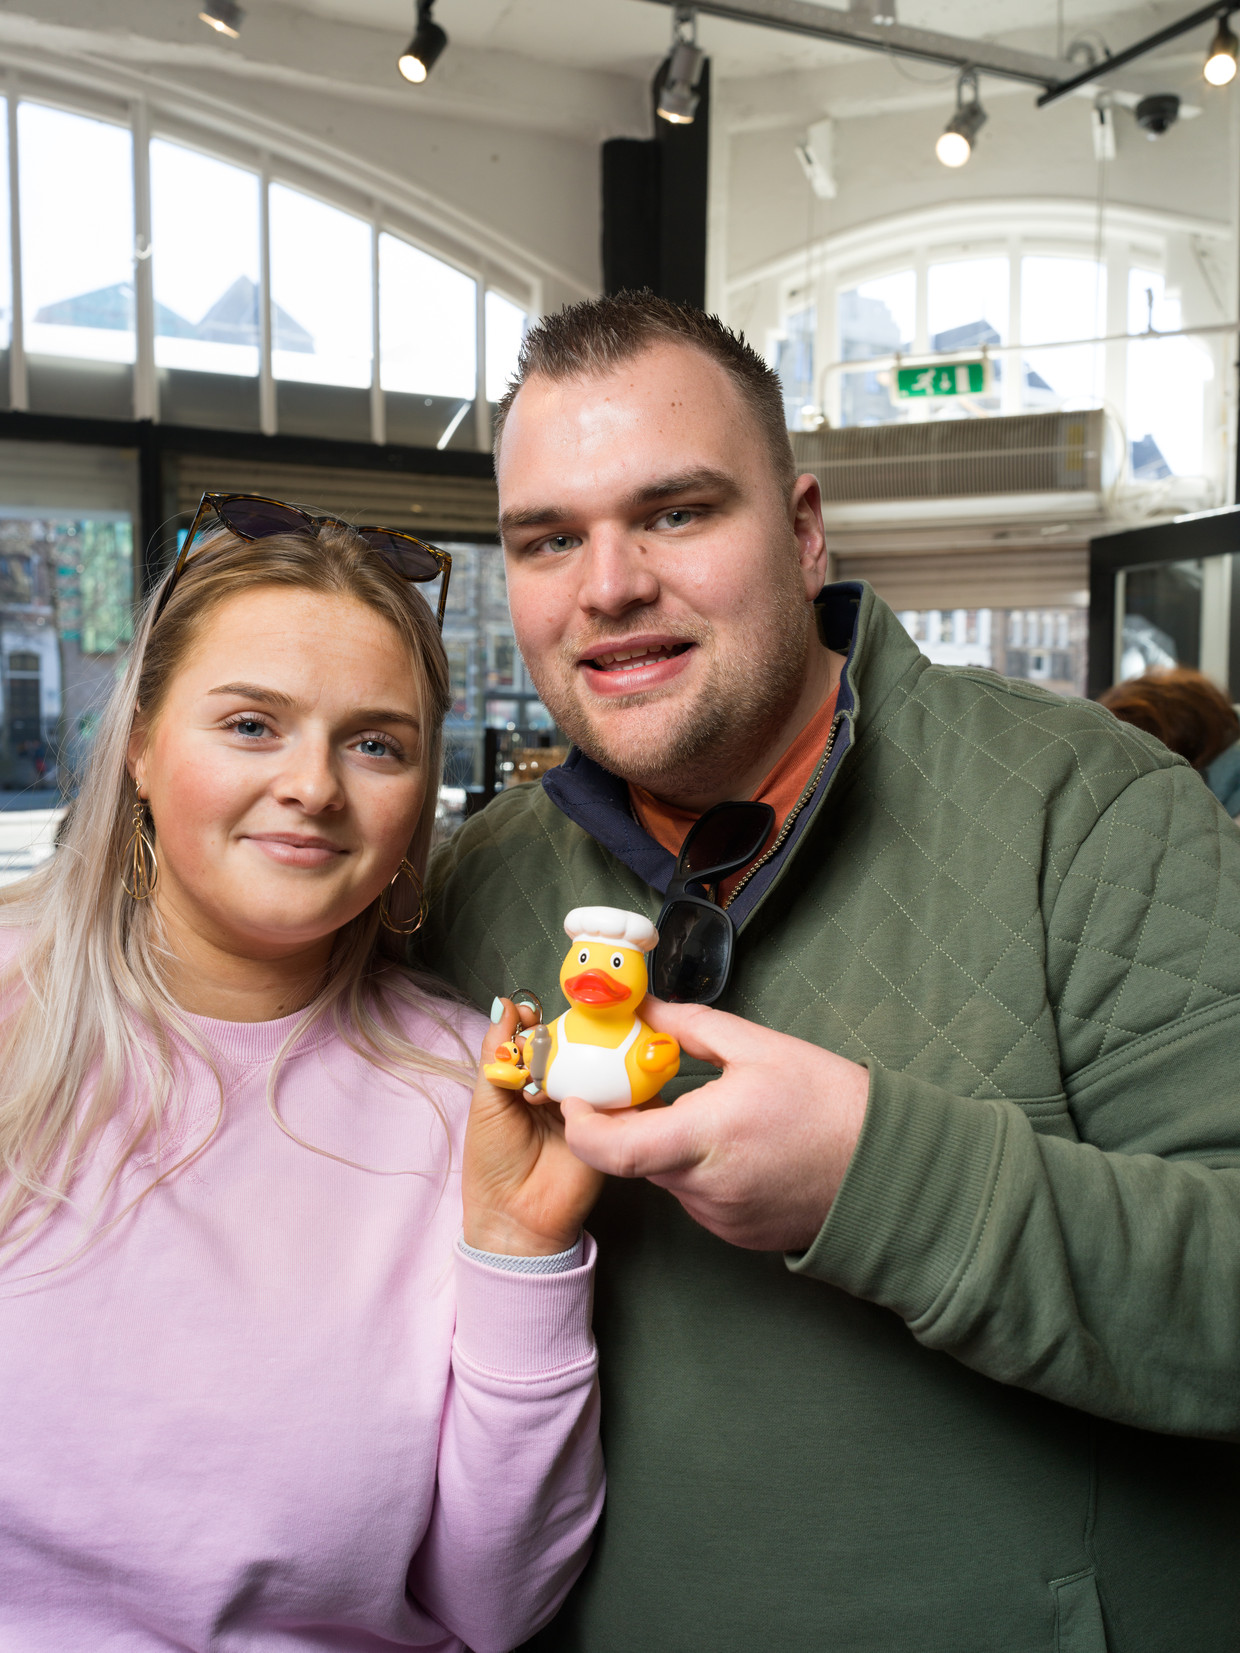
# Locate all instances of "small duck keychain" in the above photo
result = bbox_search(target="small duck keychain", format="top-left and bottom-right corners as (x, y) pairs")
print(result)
(484, 906), (680, 1109)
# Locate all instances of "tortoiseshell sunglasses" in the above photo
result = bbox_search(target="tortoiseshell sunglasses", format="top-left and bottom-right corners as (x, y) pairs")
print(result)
(154, 491), (453, 628)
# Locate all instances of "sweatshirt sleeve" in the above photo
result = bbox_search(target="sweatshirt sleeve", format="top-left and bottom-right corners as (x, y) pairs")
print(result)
(790, 765), (1240, 1440)
(406, 1235), (603, 1652)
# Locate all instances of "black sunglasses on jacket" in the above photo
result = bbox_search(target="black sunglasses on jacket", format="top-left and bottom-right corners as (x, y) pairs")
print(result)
(651, 800), (775, 1004)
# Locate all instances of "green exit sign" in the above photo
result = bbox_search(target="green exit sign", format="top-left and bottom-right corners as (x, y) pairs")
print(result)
(896, 361), (990, 398)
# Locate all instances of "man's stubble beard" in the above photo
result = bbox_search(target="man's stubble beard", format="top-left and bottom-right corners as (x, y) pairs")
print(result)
(524, 568), (815, 803)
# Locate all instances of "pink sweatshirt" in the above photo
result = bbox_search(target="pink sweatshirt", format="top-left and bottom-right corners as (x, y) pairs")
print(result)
(0, 977), (602, 1651)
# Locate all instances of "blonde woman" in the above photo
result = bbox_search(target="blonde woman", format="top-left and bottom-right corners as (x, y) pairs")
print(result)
(0, 495), (603, 1652)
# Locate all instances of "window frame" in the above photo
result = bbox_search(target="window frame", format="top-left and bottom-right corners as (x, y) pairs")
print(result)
(0, 70), (537, 450)
(743, 200), (1230, 493)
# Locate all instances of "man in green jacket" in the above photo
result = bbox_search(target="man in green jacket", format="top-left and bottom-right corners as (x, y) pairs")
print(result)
(421, 293), (1240, 1652)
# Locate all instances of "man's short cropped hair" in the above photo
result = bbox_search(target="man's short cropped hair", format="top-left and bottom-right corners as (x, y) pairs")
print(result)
(493, 291), (797, 497)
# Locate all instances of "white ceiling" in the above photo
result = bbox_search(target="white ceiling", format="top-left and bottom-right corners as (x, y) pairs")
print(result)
(250, 0), (1213, 79)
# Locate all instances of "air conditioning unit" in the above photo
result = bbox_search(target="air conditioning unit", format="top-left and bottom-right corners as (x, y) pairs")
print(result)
(791, 410), (1104, 504)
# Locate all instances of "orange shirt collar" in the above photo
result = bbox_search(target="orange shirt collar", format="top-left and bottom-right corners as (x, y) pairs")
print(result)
(629, 684), (840, 895)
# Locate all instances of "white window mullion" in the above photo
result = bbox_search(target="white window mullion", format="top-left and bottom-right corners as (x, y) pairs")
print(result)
(473, 267), (490, 452)
(1003, 235), (1021, 415)
(6, 75), (26, 411)
(131, 97), (157, 421)
(258, 155), (275, 435)
(370, 213), (384, 445)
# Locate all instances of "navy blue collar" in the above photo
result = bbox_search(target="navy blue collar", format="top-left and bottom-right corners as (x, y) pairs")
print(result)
(539, 582), (863, 922)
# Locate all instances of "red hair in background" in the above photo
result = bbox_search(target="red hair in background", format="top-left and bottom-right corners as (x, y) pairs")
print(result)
(1099, 667), (1240, 770)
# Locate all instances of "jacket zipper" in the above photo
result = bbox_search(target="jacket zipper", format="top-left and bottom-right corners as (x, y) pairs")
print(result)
(722, 712), (844, 911)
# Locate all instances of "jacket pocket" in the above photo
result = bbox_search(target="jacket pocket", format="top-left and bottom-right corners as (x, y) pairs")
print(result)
(1051, 1568), (1108, 1653)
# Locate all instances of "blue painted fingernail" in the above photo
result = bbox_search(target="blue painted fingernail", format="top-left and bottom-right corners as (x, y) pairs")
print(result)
(490, 997), (504, 1023)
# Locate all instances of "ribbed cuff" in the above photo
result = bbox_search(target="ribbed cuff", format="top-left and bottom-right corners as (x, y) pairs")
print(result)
(454, 1233), (597, 1378)
(457, 1234), (584, 1274)
(788, 1064), (1007, 1324)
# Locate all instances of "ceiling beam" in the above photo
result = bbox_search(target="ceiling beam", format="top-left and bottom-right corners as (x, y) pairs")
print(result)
(639, 0), (1078, 89)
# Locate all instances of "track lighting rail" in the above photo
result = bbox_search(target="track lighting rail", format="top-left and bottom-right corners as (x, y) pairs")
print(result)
(640, 0), (1078, 90)
(1036, 1), (1232, 105)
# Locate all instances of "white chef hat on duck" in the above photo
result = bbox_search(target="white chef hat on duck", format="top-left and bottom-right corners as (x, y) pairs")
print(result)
(564, 906), (659, 954)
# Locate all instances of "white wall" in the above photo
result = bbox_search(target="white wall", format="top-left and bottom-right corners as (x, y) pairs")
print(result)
(718, 53), (1237, 291)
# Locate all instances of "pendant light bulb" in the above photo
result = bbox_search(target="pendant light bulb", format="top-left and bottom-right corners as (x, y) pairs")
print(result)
(398, 0), (448, 83)
(936, 71), (986, 167)
(1204, 14), (1238, 85)
(657, 8), (705, 126)
(198, 0), (243, 37)
(935, 129), (971, 166)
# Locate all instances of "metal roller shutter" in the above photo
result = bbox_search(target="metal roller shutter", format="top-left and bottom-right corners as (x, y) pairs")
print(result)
(173, 455), (499, 539)
(832, 542), (1091, 612)
(0, 440), (139, 518)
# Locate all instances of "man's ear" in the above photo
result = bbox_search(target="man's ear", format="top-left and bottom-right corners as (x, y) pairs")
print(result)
(126, 709), (148, 796)
(790, 472), (829, 599)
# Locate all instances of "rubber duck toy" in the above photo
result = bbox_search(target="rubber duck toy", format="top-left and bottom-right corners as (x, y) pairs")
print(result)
(484, 906), (680, 1109)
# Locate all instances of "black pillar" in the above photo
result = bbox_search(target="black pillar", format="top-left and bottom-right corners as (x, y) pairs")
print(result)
(655, 56), (709, 309)
(602, 139), (662, 295)
(601, 57), (710, 307)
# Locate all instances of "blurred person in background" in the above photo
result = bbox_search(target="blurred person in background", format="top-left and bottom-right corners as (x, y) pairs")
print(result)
(1100, 666), (1240, 817)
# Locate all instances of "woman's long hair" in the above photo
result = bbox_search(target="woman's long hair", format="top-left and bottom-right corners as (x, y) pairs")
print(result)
(0, 524), (467, 1255)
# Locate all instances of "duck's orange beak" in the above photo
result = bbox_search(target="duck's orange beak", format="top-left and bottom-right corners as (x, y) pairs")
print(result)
(564, 969), (632, 1005)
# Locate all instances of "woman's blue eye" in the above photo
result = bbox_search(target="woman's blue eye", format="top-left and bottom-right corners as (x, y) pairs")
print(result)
(234, 718), (267, 737)
(358, 738), (392, 757)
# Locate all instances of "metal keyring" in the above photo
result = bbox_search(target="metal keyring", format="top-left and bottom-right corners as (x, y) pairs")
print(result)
(509, 988), (544, 1024)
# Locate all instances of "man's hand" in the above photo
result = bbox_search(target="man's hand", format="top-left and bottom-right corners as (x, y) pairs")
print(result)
(463, 999), (605, 1256)
(560, 998), (870, 1252)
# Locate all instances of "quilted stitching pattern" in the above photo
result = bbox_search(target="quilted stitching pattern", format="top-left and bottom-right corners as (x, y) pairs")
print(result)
(425, 604), (1240, 1116)
(1047, 762), (1240, 1068)
(423, 786), (660, 1004)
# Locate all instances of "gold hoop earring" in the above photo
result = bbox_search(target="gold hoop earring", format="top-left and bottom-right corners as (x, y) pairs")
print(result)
(122, 789), (158, 901)
(379, 857), (427, 936)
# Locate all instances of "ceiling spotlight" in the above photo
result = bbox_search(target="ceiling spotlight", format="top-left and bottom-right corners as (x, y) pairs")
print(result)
(1204, 13), (1238, 85)
(936, 70), (986, 167)
(198, 0), (243, 37)
(657, 8), (705, 126)
(398, 0), (448, 84)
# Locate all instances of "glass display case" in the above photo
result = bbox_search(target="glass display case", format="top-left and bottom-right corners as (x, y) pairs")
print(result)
(1088, 507), (1240, 700)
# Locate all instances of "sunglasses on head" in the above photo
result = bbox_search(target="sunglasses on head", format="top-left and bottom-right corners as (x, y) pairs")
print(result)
(154, 491), (453, 628)
(651, 800), (775, 1004)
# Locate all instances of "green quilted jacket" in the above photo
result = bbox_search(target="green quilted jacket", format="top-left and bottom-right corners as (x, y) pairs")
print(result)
(422, 582), (1240, 1653)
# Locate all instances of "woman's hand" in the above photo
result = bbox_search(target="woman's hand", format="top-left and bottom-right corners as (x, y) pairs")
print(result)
(462, 999), (604, 1257)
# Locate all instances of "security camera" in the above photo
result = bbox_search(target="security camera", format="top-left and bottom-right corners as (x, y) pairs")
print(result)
(1135, 93), (1180, 137)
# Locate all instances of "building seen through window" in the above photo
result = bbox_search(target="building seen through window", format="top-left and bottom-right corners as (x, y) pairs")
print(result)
(19, 105), (137, 368)
(0, 516), (133, 881)
(775, 306), (816, 430)
(151, 140), (263, 380)
(1126, 270), (1211, 483)
(437, 543), (558, 820)
(838, 269), (915, 427)
(898, 607), (1087, 699)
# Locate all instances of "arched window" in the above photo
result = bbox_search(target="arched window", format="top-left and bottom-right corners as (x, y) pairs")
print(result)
(748, 200), (1229, 497)
(0, 86), (533, 448)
